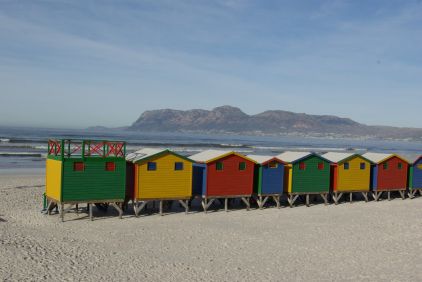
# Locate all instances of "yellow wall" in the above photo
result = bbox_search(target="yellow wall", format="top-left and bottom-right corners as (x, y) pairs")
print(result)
(284, 165), (293, 193)
(337, 157), (370, 191)
(136, 153), (193, 199)
(45, 159), (62, 201)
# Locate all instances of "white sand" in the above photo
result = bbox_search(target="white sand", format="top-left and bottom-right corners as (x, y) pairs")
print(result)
(1, 172), (422, 281)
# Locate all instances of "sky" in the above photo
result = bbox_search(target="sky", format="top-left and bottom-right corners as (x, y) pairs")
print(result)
(0, 0), (422, 129)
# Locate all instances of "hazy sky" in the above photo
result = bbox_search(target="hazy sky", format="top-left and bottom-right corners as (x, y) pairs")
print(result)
(0, 0), (422, 128)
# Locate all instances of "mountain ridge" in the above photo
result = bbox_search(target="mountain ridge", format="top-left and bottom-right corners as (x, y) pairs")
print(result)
(128, 106), (422, 141)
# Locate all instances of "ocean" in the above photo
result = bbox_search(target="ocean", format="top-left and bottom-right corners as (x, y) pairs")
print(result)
(0, 126), (421, 171)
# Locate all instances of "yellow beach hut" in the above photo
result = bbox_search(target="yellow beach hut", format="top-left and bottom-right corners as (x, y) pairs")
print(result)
(322, 152), (372, 204)
(126, 148), (194, 216)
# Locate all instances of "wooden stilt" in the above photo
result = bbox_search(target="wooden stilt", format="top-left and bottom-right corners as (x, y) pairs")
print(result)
(321, 193), (328, 205)
(306, 194), (310, 207)
(110, 203), (123, 219)
(75, 204), (79, 214)
(349, 193), (353, 203)
(224, 198), (228, 212)
(388, 191), (391, 201)
(362, 192), (368, 202)
(372, 191), (380, 201)
(419, 190), (422, 196)
(89, 203), (93, 221)
(241, 197), (250, 210)
(178, 200), (189, 214)
(272, 196), (280, 208)
(60, 203), (64, 222)
(399, 190), (405, 200)
(408, 190), (415, 199)
(159, 200), (163, 216)
(257, 195), (263, 209)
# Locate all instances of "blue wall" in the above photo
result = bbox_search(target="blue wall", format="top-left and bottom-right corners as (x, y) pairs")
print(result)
(260, 163), (284, 194)
(413, 159), (422, 188)
(370, 165), (378, 190)
(192, 164), (207, 196)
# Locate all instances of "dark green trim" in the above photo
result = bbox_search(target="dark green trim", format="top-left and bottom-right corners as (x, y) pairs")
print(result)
(258, 166), (263, 194)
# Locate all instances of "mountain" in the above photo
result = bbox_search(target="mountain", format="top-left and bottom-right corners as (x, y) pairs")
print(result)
(129, 106), (422, 141)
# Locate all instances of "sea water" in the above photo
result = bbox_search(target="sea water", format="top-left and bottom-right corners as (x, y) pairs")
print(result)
(0, 126), (421, 171)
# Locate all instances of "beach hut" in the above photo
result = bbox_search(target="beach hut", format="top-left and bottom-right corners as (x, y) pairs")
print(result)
(246, 155), (285, 209)
(408, 156), (422, 198)
(322, 152), (373, 204)
(361, 153), (409, 200)
(276, 151), (331, 207)
(126, 148), (194, 216)
(189, 150), (257, 212)
(45, 139), (126, 221)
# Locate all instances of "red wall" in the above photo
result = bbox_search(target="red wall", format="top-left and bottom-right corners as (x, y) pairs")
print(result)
(206, 154), (254, 197)
(377, 156), (408, 190)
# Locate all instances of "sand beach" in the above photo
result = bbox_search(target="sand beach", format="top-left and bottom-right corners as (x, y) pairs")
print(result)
(1, 171), (422, 281)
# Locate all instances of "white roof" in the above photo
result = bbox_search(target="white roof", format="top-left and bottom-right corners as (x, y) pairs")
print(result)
(247, 155), (279, 164)
(361, 152), (392, 163)
(276, 151), (312, 163)
(126, 148), (167, 163)
(189, 150), (232, 163)
(322, 152), (355, 163)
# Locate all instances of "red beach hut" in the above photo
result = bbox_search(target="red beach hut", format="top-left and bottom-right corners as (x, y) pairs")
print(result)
(190, 150), (257, 212)
(362, 153), (409, 200)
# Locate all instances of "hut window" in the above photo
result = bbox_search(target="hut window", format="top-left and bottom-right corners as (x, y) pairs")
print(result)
(398, 162), (403, 170)
(73, 162), (84, 171)
(147, 162), (157, 171)
(299, 162), (306, 170)
(216, 162), (224, 171)
(318, 162), (324, 170)
(344, 163), (349, 170)
(383, 162), (388, 170)
(174, 162), (184, 171)
(239, 162), (246, 171)
(105, 162), (115, 171)
(360, 163), (366, 170)
(268, 161), (278, 169)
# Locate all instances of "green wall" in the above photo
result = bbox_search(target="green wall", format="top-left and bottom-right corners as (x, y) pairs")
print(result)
(62, 158), (126, 202)
(292, 155), (330, 193)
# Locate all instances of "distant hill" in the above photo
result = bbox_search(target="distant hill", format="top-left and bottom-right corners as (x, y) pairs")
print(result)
(128, 106), (422, 141)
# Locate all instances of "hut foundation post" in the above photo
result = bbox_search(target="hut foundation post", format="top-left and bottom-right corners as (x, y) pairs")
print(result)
(333, 192), (343, 205)
(89, 203), (93, 221)
(288, 194), (299, 207)
(46, 200), (55, 215)
(75, 204), (79, 214)
(349, 193), (353, 203)
(306, 194), (310, 207)
(372, 191), (381, 201)
(257, 196), (263, 209)
(388, 191), (391, 201)
(224, 198), (228, 212)
(60, 203), (64, 222)
(133, 200), (138, 217)
(272, 196), (280, 208)
(321, 193), (328, 205)
(399, 190), (405, 200)
(362, 192), (368, 202)
(110, 203), (123, 219)
(241, 197), (250, 210)
(178, 200), (189, 214)
(408, 190), (415, 199)
(419, 190), (422, 196)
(159, 201), (163, 216)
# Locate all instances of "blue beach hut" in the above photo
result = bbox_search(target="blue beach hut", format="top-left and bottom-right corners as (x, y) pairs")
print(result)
(409, 156), (422, 197)
(247, 155), (285, 209)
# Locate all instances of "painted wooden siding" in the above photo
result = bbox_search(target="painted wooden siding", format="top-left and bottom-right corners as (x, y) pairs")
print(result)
(412, 159), (422, 188)
(206, 155), (254, 197)
(192, 164), (206, 196)
(291, 156), (330, 193)
(337, 157), (371, 191)
(377, 156), (408, 190)
(284, 165), (293, 193)
(62, 158), (126, 202)
(136, 154), (192, 199)
(45, 159), (62, 201)
(260, 163), (284, 194)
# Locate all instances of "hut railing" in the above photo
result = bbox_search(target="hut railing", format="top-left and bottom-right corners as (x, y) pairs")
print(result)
(47, 139), (126, 158)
